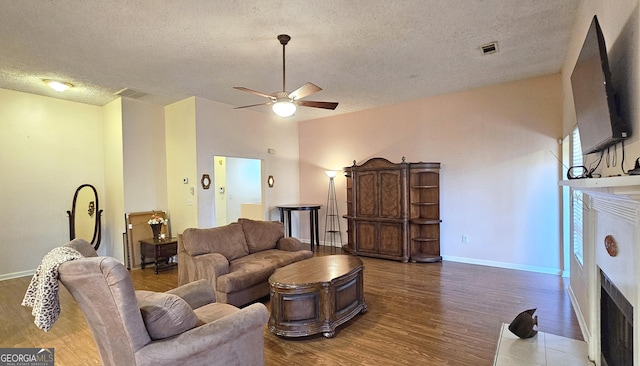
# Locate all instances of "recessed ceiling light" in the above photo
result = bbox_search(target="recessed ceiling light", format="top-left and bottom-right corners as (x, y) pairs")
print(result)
(43, 79), (73, 92)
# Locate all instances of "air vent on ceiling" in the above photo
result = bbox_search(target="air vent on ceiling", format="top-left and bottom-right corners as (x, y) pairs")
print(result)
(481, 41), (499, 55)
(114, 88), (148, 99)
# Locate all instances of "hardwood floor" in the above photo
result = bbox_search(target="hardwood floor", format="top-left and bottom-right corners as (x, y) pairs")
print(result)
(1, 249), (582, 365)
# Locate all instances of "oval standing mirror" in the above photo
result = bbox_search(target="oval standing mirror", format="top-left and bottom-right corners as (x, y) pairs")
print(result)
(67, 184), (103, 250)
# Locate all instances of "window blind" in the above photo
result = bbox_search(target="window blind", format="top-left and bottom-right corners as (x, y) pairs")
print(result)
(572, 128), (584, 266)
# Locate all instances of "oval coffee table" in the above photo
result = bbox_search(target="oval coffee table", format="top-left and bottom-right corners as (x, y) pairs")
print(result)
(268, 255), (367, 338)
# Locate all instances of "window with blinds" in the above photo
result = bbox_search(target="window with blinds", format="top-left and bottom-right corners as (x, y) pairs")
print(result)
(572, 128), (584, 266)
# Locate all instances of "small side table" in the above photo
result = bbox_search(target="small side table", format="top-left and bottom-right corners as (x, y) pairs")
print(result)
(277, 204), (321, 252)
(139, 238), (178, 274)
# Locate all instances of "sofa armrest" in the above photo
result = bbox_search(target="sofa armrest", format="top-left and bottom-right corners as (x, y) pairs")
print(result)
(165, 279), (216, 309)
(135, 303), (269, 365)
(277, 236), (306, 252)
(185, 253), (229, 292)
(195, 253), (230, 276)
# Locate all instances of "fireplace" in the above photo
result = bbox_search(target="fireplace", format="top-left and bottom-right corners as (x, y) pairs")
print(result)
(560, 176), (640, 365)
(601, 270), (633, 366)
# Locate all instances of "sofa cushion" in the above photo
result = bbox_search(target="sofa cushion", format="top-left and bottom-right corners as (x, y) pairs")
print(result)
(217, 250), (313, 294)
(136, 291), (199, 340)
(193, 302), (239, 324)
(237, 249), (313, 269)
(238, 218), (284, 253)
(277, 237), (306, 252)
(182, 224), (249, 261)
(217, 260), (277, 293)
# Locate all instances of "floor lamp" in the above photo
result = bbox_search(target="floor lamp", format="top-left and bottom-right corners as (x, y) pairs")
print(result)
(323, 170), (342, 253)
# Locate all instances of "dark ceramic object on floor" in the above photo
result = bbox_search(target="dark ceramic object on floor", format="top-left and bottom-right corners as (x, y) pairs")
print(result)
(508, 308), (538, 338)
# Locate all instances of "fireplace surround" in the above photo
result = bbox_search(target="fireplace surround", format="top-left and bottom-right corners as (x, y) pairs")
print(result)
(601, 270), (633, 366)
(561, 176), (640, 365)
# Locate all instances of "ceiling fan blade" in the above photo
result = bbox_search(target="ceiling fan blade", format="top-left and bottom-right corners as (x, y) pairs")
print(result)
(233, 87), (274, 100)
(296, 100), (339, 110)
(234, 102), (272, 109)
(288, 82), (322, 100)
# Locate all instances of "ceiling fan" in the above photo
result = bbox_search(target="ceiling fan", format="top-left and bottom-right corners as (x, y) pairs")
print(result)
(233, 34), (339, 117)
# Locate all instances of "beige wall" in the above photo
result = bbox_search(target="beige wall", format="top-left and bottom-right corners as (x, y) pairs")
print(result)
(299, 74), (564, 273)
(103, 98), (167, 261)
(164, 96), (301, 235)
(192, 97), (300, 227)
(214, 156), (228, 226)
(165, 97), (199, 234)
(0, 90), (301, 277)
(0, 91), (170, 277)
(562, 0), (640, 343)
(0, 89), (103, 278)
(102, 98), (125, 259)
(122, 98), (167, 214)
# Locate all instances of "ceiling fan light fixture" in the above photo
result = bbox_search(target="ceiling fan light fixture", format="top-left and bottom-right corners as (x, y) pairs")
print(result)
(43, 79), (73, 92)
(272, 99), (296, 117)
(234, 34), (338, 114)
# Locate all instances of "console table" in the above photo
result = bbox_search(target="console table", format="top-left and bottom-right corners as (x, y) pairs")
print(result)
(277, 204), (321, 252)
(139, 238), (178, 274)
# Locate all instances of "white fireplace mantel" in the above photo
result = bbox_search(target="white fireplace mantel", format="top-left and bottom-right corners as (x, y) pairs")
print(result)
(560, 175), (640, 199)
(560, 175), (640, 365)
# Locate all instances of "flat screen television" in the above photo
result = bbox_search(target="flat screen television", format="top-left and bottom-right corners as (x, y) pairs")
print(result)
(570, 15), (630, 155)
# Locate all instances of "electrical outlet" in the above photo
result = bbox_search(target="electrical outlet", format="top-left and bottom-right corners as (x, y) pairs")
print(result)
(462, 235), (469, 243)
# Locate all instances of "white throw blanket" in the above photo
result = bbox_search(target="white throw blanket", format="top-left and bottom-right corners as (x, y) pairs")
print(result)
(22, 246), (83, 332)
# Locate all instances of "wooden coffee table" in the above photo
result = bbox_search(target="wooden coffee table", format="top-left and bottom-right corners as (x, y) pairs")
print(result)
(268, 255), (367, 338)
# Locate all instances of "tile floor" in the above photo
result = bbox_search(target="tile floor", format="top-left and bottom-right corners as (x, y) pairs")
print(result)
(494, 323), (594, 366)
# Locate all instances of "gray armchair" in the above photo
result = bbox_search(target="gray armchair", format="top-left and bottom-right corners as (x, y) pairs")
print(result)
(57, 239), (269, 366)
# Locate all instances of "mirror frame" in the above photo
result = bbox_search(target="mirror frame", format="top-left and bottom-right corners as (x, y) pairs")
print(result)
(67, 184), (103, 250)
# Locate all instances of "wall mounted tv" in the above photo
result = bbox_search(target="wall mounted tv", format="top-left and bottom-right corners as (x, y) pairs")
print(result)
(571, 15), (630, 155)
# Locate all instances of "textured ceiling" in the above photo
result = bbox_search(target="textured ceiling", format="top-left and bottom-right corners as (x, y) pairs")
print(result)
(0, 0), (581, 122)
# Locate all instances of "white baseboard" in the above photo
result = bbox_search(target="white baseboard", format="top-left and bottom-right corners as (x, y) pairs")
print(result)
(566, 285), (590, 345)
(301, 239), (344, 247)
(0, 269), (35, 281)
(442, 255), (563, 276)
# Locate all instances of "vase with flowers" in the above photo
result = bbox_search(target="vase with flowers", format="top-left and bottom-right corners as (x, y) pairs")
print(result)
(148, 213), (167, 241)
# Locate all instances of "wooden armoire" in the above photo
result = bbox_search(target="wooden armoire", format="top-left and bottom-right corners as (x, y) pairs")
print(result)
(344, 157), (441, 263)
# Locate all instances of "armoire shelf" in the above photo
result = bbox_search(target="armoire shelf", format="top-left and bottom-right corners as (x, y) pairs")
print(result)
(410, 219), (441, 224)
(409, 163), (442, 263)
(343, 157), (441, 263)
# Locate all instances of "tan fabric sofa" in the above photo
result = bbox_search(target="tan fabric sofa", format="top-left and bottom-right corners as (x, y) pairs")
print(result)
(178, 218), (314, 307)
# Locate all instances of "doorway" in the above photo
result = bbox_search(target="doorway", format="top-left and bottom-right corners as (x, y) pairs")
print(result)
(213, 156), (264, 226)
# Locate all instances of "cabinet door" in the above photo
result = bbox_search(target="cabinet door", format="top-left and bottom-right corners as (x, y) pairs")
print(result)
(379, 170), (402, 218)
(355, 222), (377, 253)
(379, 223), (403, 256)
(356, 171), (377, 217)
